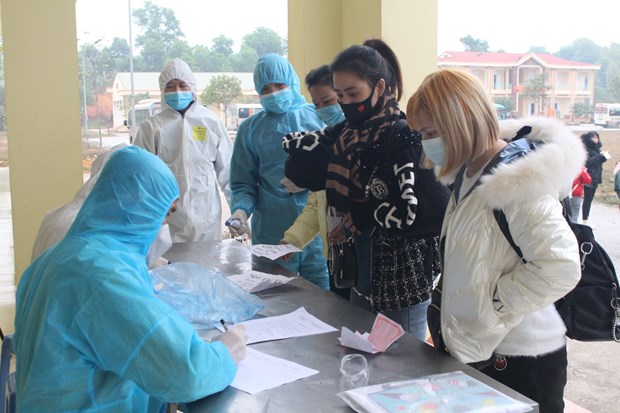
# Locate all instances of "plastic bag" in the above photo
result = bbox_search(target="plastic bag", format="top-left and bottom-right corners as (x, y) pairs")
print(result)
(150, 262), (265, 329)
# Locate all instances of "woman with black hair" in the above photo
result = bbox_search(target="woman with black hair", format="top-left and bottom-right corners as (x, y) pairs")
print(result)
(581, 131), (611, 224)
(323, 39), (449, 340)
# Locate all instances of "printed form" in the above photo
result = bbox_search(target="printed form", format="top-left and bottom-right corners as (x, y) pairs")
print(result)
(239, 307), (338, 344)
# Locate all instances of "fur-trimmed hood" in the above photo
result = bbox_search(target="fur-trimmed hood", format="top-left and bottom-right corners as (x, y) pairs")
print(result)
(476, 116), (586, 210)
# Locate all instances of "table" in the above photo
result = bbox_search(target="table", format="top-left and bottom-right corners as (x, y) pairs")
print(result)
(165, 240), (538, 413)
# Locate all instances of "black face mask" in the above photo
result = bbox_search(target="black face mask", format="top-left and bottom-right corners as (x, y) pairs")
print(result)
(339, 88), (377, 127)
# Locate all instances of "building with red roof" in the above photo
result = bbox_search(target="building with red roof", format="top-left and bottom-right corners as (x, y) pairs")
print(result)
(438, 51), (600, 121)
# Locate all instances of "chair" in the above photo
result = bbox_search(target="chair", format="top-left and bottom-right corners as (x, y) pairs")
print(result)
(0, 334), (15, 413)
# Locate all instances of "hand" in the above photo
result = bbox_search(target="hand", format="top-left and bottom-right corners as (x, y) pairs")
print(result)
(602, 150), (611, 160)
(328, 223), (347, 243)
(279, 240), (295, 262)
(282, 131), (320, 152)
(212, 325), (248, 364)
(343, 212), (360, 235)
(280, 177), (305, 193)
(226, 210), (248, 236)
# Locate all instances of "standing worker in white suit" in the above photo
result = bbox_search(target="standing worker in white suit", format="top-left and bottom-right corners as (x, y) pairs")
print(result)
(134, 58), (233, 242)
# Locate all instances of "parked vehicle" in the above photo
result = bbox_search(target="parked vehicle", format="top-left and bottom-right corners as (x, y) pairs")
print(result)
(594, 103), (620, 128)
(226, 103), (262, 130)
(124, 99), (161, 143)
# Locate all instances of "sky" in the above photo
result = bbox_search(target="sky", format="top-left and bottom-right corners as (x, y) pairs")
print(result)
(76, 0), (620, 54)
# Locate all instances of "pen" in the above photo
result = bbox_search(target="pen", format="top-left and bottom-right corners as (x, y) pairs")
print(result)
(220, 319), (229, 331)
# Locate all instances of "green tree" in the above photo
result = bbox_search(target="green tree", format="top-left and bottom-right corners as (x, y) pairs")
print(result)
(528, 46), (548, 54)
(242, 27), (286, 56)
(607, 76), (620, 102)
(212, 35), (234, 58)
(133, 1), (184, 70)
(229, 45), (259, 72)
(571, 102), (593, 118)
(200, 75), (243, 124)
(494, 97), (514, 112)
(167, 40), (196, 67)
(524, 73), (552, 114)
(556, 38), (603, 64)
(459, 35), (489, 52)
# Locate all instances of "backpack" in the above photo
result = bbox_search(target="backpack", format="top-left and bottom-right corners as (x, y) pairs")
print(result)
(495, 190), (620, 342)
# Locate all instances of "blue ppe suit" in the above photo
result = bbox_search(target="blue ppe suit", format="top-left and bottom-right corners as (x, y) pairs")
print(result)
(230, 54), (328, 289)
(15, 146), (237, 413)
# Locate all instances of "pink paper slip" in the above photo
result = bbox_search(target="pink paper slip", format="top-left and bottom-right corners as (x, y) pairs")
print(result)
(367, 313), (405, 352)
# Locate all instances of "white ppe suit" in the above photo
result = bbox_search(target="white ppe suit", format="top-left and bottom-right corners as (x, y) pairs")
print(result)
(133, 58), (233, 242)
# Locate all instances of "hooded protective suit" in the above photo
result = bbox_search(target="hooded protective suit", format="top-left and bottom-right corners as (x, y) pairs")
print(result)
(31, 143), (127, 261)
(133, 58), (233, 242)
(230, 54), (328, 289)
(15, 146), (237, 412)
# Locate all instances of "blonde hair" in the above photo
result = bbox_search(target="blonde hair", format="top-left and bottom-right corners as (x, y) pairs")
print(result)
(406, 69), (499, 177)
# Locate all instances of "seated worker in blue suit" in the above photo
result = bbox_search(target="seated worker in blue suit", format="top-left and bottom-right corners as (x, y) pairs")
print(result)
(14, 146), (247, 413)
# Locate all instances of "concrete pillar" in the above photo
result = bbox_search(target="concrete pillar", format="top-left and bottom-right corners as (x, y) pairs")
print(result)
(1, 0), (83, 283)
(288, 0), (437, 103)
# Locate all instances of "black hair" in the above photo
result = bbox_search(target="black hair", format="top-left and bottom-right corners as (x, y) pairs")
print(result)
(581, 130), (602, 150)
(330, 38), (403, 101)
(305, 64), (333, 89)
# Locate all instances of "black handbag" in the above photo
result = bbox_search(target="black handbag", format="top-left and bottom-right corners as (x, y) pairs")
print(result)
(328, 237), (358, 289)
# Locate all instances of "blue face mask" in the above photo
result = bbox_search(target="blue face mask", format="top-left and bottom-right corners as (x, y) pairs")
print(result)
(316, 103), (345, 126)
(421, 136), (445, 166)
(164, 91), (193, 111)
(260, 88), (294, 114)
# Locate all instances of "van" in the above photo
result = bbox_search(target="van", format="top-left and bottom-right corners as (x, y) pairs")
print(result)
(226, 103), (263, 130)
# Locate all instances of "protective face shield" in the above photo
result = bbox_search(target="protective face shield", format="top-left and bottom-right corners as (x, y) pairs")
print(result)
(146, 224), (173, 268)
(164, 91), (193, 111)
(316, 103), (345, 126)
(260, 88), (294, 114)
(421, 136), (445, 166)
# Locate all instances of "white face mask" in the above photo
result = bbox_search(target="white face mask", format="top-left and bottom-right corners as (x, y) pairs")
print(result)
(146, 224), (172, 268)
(421, 136), (445, 166)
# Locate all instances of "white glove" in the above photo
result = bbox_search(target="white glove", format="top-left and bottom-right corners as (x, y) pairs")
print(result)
(280, 177), (305, 193)
(212, 325), (248, 364)
(225, 210), (248, 236)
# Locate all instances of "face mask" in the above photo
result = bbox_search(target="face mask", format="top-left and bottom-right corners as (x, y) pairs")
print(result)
(146, 224), (172, 268)
(339, 88), (377, 126)
(421, 136), (445, 166)
(164, 91), (193, 111)
(316, 103), (345, 126)
(260, 88), (294, 114)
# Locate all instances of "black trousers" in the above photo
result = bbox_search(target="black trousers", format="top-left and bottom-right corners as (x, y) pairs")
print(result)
(582, 184), (597, 220)
(480, 347), (567, 413)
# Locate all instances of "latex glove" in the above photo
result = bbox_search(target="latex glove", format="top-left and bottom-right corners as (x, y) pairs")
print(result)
(225, 210), (248, 236)
(212, 325), (248, 364)
(280, 177), (305, 194)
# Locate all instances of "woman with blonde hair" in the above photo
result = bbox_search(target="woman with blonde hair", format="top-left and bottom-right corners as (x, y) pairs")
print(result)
(407, 68), (583, 412)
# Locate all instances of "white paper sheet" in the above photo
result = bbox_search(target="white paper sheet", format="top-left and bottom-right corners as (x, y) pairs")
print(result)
(227, 270), (292, 293)
(240, 307), (338, 344)
(231, 347), (319, 394)
(249, 243), (302, 260)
